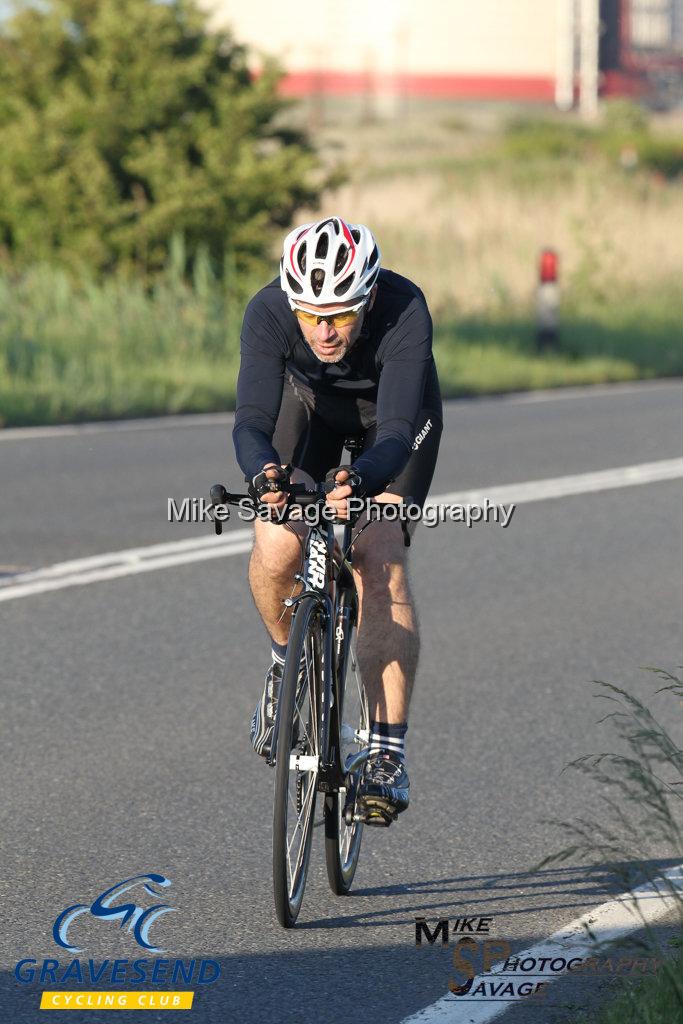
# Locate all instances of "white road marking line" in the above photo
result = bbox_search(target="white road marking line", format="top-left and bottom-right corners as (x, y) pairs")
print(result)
(0, 540), (254, 601)
(401, 865), (683, 1024)
(1, 456), (682, 603)
(429, 456), (683, 509)
(4, 530), (254, 584)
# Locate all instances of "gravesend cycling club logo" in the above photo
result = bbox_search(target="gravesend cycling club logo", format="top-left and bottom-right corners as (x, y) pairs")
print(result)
(53, 873), (175, 954)
(15, 872), (221, 1011)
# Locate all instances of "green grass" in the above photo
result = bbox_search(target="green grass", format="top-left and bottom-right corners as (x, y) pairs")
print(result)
(537, 666), (683, 1024)
(432, 255), (683, 397)
(0, 258), (245, 426)
(1, 262), (682, 426)
(572, 937), (683, 1023)
(434, 315), (635, 397)
(503, 105), (683, 180)
(432, 287), (683, 398)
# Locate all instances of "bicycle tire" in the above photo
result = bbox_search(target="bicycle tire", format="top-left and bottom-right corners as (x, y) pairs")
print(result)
(324, 619), (369, 895)
(272, 594), (323, 927)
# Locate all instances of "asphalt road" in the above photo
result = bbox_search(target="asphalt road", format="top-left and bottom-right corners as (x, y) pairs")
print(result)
(1, 380), (683, 1024)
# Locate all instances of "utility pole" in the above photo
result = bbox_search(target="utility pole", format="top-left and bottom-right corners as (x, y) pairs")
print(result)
(580, 0), (600, 119)
(556, 0), (576, 111)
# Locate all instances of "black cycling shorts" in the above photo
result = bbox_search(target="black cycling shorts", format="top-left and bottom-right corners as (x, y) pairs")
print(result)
(272, 371), (442, 507)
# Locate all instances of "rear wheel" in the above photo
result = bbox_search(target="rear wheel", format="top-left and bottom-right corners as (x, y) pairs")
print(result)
(272, 595), (323, 927)
(325, 620), (369, 895)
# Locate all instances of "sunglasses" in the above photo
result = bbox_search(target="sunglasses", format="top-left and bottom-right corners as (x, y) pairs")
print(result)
(292, 301), (366, 329)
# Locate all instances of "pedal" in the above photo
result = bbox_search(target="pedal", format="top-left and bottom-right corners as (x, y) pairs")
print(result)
(356, 798), (398, 827)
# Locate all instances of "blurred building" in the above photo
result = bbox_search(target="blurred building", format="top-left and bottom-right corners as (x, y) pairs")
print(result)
(602, 0), (683, 107)
(203, 0), (683, 112)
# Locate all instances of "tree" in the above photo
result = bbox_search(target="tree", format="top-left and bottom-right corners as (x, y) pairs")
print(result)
(0, 0), (325, 278)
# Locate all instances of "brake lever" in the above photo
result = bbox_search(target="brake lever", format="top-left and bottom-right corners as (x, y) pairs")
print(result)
(209, 484), (229, 535)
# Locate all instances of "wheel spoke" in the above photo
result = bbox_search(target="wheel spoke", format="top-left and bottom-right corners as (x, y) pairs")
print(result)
(286, 775), (316, 888)
(305, 635), (319, 749)
(288, 780), (315, 859)
(280, 611), (322, 904)
(325, 617), (369, 894)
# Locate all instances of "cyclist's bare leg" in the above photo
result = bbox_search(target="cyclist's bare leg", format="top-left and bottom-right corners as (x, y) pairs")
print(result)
(248, 469), (312, 646)
(351, 495), (418, 725)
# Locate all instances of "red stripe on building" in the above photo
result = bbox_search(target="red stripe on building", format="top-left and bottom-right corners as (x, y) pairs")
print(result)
(601, 69), (646, 97)
(278, 70), (555, 101)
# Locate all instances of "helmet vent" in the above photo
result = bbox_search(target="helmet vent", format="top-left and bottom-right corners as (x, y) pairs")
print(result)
(286, 270), (303, 295)
(334, 274), (354, 297)
(317, 217), (339, 235)
(334, 244), (348, 275)
(311, 268), (325, 297)
(350, 228), (361, 243)
(315, 234), (329, 259)
(368, 245), (379, 268)
(297, 244), (307, 274)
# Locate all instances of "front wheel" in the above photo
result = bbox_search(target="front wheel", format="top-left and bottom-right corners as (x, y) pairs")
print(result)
(272, 594), (324, 928)
(325, 622), (369, 895)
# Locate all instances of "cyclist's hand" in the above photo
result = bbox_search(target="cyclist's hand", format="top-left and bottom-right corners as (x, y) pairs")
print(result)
(252, 463), (289, 514)
(325, 468), (356, 521)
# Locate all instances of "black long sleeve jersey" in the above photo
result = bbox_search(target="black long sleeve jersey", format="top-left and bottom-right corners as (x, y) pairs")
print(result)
(232, 268), (440, 496)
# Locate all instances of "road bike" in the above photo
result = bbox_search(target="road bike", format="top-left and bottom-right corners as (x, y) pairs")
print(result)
(209, 439), (399, 927)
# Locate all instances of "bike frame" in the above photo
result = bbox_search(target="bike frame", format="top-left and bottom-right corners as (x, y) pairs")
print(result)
(272, 509), (364, 792)
(209, 462), (379, 797)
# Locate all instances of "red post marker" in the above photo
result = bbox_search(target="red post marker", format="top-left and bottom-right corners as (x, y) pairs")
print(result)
(537, 248), (560, 349)
(539, 248), (558, 283)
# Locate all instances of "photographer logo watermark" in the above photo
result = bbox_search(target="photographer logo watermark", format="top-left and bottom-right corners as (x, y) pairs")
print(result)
(168, 496), (515, 529)
(414, 917), (663, 1005)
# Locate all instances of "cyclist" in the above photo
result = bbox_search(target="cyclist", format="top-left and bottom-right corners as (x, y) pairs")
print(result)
(233, 216), (442, 825)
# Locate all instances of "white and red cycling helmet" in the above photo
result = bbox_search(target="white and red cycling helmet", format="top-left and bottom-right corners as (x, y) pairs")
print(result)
(280, 216), (381, 308)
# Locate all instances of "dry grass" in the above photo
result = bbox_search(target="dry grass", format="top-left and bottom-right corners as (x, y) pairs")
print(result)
(307, 114), (683, 320)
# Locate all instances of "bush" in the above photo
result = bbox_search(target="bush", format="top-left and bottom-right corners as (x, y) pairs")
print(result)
(503, 106), (683, 180)
(0, 0), (327, 279)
